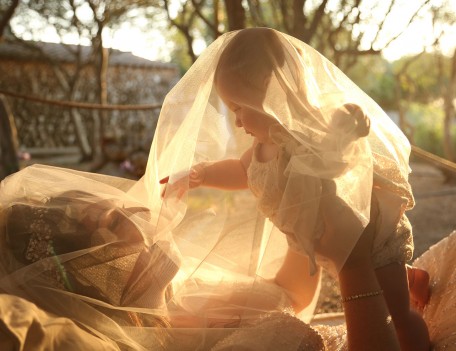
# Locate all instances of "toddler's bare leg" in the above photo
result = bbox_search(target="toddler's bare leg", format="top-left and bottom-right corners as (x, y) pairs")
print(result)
(375, 263), (430, 351)
(275, 249), (321, 313)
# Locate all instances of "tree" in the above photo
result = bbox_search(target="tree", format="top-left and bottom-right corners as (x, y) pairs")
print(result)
(0, 0), (20, 180)
(442, 48), (456, 170)
(85, 0), (162, 168)
(345, 54), (395, 108)
(0, 0), (18, 36)
(0, 95), (19, 181)
(389, 1), (456, 181)
(392, 53), (426, 142)
(7, 0), (100, 160)
(433, 2), (456, 172)
(164, 0), (433, 72)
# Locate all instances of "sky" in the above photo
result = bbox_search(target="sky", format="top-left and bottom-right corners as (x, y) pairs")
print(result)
(377, 0), (456, 60)
(11, 0), (456, 63)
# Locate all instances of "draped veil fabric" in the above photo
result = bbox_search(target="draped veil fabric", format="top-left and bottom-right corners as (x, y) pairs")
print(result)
(0, 28), (415, 350)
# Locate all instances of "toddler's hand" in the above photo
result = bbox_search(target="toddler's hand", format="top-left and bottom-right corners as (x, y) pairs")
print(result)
(160, 164), (206, 199)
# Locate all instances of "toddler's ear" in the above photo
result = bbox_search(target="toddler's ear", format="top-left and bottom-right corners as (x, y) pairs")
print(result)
(333, 103), (370, 138)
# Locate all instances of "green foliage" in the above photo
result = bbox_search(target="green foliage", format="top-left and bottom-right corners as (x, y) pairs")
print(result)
(167, 29), (192, 75)
(392, 53), (450, 104)
(406, 102), (447, 156)
(347, 52), (454, 112)
(346, 55), (396, 109)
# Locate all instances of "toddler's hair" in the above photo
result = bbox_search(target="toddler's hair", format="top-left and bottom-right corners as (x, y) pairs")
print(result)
(334, 103), (370, 138)
(215, 28), (286, 89)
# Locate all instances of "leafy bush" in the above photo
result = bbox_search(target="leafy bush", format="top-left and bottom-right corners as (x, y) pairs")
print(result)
(406, 102), (456, 158)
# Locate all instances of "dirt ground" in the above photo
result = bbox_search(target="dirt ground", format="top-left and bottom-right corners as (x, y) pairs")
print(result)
(315, 161), (456, 314)
(406, 162), (456, 257)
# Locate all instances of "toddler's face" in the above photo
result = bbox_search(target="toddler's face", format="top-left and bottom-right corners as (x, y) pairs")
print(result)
(230, 103), (276, 142)
(216, 75), (278, 143)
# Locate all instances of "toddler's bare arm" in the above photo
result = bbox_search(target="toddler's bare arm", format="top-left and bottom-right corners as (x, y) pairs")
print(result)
(161, 146), (253, 197)
(201, 146), (253, 190)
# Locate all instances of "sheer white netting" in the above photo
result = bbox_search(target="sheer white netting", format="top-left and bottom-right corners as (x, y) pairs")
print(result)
(136, 27), (413, 274)
(0, 28), (414, 350)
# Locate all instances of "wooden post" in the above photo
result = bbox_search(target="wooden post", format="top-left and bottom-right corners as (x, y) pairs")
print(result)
(0, 95), (19, 181)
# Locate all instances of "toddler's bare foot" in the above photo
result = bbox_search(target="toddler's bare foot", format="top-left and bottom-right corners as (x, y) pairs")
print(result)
(407, 265), (430, 311)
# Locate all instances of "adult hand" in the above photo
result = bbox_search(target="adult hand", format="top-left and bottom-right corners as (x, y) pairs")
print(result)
(160, 163), (206, 199)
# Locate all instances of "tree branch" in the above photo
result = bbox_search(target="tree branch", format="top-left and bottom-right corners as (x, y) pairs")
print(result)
(292, 0), (306, 41)
(224, 0), (245, 31)
(0, 0), (19, 40)
(164, 0), (197, 61)
(380, 0), (432, 49)
(191, 0), (221, 37)
(303, 0), (328, 43)
(247, 0), (265, 27)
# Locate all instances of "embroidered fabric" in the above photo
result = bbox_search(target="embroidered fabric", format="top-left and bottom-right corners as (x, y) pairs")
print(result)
(313, 324), (348, 351)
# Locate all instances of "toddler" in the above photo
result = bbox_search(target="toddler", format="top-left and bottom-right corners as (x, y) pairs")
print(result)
(161, 28), (430, 350)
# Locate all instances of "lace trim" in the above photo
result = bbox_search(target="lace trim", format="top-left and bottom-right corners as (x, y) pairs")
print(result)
(247, 148), (282, 220)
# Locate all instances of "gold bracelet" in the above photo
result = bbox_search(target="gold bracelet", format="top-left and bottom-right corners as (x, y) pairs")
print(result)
(342, 289), (384, 303)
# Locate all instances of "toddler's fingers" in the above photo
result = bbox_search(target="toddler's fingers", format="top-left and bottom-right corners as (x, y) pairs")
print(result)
(189, 168), (198, 179)
(177, 187), (186, 200)
(161, 185), (167, 199)
(161, 183), (176, 199)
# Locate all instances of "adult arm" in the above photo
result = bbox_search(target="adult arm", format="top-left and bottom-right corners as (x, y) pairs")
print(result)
(337, 201), (400, 351)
